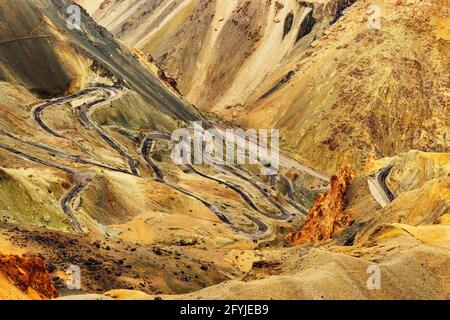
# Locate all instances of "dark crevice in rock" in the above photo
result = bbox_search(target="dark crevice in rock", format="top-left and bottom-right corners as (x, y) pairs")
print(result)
(259, 70), (295, 100)
(282, 12), (294, 40)
(296, 10), (316, 43)
(330, 0), (357, 25)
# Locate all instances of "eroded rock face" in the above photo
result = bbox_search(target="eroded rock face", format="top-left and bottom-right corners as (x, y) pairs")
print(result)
(158, 69), (181, 94)
(78, 0), (353, 110)
(0, 253), (58, 300)
(286, 165), (354, 245)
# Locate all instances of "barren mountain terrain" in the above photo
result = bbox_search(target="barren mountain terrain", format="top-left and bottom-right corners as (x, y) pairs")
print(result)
(81, 0), (449, 173)
(0, 0), (448, 301)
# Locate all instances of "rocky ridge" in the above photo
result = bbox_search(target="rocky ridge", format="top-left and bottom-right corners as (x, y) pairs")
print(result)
(286, 164), (354, 244)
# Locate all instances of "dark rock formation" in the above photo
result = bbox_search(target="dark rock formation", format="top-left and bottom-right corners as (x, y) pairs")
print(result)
(283, 12), (294, 39)
(296, 10), (316, 42)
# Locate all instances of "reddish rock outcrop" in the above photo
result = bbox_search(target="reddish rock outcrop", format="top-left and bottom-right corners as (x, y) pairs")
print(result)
(286, 165), (354, 245)
(0, 253), (58, 299)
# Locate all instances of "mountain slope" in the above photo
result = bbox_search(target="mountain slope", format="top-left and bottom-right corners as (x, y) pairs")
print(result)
(77, 0), (354, 111)
(0, 0), (200, 121)
(80, 0), (449, 174)
(0, 0), (311, 297)
(0, 0), (448, 301)
(238, 0), (449, 174)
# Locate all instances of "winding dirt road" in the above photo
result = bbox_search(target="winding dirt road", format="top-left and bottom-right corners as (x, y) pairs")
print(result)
(28, 86), (144, 233)
(0, 142), (85, 233)
(32, 86), (139, 176)
(75, 88), (139, 176)
(219, 164), (308, 216)
(28, 86), (142, 233)
(144, 133), (303, 218)
(25, 86), (309, 238)
(212, 122), (330, 183)
(32, 88), (96, 138)
(141, 135), (270, 239)
(0, 129), (130, 175)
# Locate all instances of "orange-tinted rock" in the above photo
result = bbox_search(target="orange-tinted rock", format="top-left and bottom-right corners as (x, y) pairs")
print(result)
(0, 253), (58, 300)
(286, 165), (354, 245)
